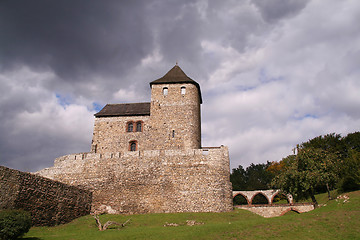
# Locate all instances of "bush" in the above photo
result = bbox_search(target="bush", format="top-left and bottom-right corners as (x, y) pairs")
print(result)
(0, 210), (32, 240)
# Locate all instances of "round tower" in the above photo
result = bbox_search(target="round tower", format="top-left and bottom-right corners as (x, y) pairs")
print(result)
(148, 64), (202, 150)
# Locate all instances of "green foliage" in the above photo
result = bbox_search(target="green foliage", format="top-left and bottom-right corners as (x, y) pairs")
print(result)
(0, 209), (32, 240)
(272, 148), (339, 204)
(337, 149), (360, 192)
(230, 162), (274, 190)
(342, 131), (360, 153)
(267, 155), (295, 176)
(300, 133), (345, 156)
(271, 131), (360, 203)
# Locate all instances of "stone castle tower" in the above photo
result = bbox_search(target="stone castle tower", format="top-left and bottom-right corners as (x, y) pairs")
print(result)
(38, 65), (233, 214)
(91, 64), (201, 153)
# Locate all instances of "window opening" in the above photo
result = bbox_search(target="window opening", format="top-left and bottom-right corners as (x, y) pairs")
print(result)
(136, 122), (142, 132)
(127, 122), (133, 132)
(129, 141), (137, 151)
(181, 86), (186, 95)
(172, 130), (175, 138)
(163, 87), (168, 96)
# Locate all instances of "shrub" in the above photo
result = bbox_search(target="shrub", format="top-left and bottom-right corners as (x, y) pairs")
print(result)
(0, 209), (32, 240)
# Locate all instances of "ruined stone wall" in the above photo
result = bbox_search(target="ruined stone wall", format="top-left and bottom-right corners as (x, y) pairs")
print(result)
(149, 83), (201, 150)
(37, 146), (232, 214)
(92, 115), (150, 154)
(0, 166), (92, 226)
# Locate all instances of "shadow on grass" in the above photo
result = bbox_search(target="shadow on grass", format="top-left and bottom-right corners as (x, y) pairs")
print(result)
(21, 238), (41, 240)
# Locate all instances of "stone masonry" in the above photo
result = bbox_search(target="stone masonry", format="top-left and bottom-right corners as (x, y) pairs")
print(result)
(0, 166), (92, 226)
(38, 65), (233, 214)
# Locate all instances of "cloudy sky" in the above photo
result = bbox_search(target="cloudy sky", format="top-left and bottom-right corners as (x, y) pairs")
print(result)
(1, 0), (360, 172)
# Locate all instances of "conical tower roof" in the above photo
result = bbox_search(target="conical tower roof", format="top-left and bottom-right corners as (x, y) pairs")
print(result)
(150, 64), (202, 103)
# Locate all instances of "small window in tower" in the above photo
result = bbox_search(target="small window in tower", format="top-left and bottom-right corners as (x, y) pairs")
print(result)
(163, 87), (168, 96)
(172, 130), (175, 138)
(127, 122), (134, 132)
(129, 141), (137, 151)
(181, 86), (186, 95)
(136, 121), (142, 132)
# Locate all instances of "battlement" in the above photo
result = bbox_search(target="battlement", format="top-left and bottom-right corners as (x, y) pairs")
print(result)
(53, 146), (227, 165)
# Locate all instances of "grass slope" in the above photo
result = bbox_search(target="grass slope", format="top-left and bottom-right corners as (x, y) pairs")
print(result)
(24, 191), (360, 240)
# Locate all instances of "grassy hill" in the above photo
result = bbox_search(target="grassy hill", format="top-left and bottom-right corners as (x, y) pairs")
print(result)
(24, 190), (360, 240)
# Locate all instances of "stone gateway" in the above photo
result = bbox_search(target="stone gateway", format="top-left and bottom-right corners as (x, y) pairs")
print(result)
(37, 65), (233, 214)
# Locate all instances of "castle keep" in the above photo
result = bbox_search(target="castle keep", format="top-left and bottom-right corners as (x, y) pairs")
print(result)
(38, 65), (233, 214)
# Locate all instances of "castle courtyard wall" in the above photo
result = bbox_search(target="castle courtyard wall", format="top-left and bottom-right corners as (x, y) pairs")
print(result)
(37, 146), (233, 214)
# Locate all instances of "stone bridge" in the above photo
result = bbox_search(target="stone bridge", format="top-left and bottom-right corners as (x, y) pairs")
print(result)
(235, 203), (315, 218)
(233, 190), (294, 205)
(232, 190), (315, 217)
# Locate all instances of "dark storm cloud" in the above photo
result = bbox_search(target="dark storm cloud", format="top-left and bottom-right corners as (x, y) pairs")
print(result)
(251, 0), (310, 23)
(0, 0), (153, 97)
(1, 0), (360, 172)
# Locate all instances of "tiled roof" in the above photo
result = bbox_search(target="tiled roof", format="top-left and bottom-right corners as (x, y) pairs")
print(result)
(94, 102), (151, 117)
(150, 65), (202, 103)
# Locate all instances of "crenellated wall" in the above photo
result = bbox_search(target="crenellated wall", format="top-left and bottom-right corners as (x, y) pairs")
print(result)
(37, 146), (232, 214)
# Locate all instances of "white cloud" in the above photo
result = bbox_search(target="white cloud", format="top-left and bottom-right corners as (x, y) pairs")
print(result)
(0, 66), (94, 171)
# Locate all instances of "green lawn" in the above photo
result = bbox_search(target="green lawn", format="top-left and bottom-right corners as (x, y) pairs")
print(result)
(24, 190), (360, 240)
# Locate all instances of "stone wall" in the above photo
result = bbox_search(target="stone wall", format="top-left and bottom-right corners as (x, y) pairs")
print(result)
(92, 115), (150, 153)
(0, 166), (92, 226)
(37, 146), (233, 214)
(149, 83), (201, 150)
(91, 83), (202, 154)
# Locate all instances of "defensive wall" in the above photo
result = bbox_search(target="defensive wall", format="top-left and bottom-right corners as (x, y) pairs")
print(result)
(0, 166), (92, 226)
(37, 146), (233, 214)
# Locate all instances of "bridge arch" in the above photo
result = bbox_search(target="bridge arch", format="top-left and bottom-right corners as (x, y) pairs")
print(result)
(271, 191), (293, 205)
(232, 190), (293, 205)
(280, 208), (300, 216)
(250, 192), (269, 204)
(233, 193), (249, 205)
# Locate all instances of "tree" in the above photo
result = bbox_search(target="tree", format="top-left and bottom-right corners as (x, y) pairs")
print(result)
(230, 162), (274, 191)
(300, 133), (346, 156)
(272, 148), (340, 207)
(0, 210), (31, 240)
(337, 149), (360, 192)
(246, 162), (273, 190)
(266, 155), (295, 176)
(230, 165), (247, 190)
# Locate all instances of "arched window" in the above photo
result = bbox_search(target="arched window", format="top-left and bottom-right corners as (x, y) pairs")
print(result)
(163, 87), (168, 96)
(181, 86), (186, 95)
(127, 122), (134, 132)
(129, 141), (137, 151)
(136, 121), (142, 132)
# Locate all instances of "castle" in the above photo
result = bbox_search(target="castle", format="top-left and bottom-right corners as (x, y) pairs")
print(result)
(37, 64), (233, 214)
